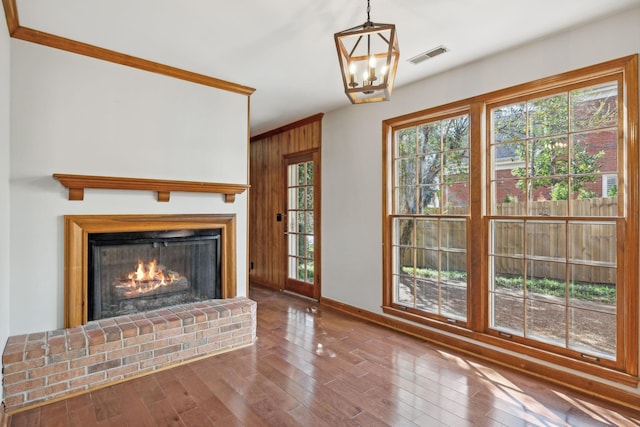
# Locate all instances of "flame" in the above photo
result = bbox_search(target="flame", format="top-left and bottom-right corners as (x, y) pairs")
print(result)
(116, 259), (182, 297)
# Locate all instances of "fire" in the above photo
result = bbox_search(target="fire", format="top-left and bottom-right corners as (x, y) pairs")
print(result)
(116, 259), (183, 297)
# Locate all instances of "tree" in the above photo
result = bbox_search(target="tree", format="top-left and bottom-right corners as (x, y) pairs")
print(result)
(396, 116), (469, 261)
(494, 92), (610, 201)
(511, 139), (603, 200)
(396, 115), (469, 214)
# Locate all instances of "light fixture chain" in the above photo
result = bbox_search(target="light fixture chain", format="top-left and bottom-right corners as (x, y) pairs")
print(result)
(366, 0), (371, 22)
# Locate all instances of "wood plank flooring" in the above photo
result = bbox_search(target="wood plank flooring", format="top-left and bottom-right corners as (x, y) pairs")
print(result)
(5, 285), (640, 426)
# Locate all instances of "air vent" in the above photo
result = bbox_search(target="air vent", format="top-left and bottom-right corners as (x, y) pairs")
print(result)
(407, 45), (448, 65)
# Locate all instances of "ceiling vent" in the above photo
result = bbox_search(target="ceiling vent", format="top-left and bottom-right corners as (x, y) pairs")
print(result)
(407, 45), (448, 65)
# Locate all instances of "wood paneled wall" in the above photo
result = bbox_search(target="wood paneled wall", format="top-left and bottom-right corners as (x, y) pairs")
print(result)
(249, 114), (323, 290)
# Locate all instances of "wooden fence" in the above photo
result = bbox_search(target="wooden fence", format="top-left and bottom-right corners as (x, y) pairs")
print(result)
(405, 197), (617, 284)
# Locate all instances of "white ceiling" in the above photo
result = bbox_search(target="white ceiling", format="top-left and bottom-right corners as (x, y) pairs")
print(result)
(14, 0), (640, 135)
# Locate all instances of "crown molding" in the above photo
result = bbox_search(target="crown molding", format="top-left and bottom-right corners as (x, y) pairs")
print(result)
(1, 0), (255, 96)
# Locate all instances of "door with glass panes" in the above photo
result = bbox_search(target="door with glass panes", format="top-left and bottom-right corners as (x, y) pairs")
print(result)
(284, 151), (320, 299)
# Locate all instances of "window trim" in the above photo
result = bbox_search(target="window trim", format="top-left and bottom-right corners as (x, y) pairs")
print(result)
(382, 54), (638, 385)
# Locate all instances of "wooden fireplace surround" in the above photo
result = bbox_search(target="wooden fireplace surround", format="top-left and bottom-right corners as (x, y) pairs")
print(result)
(64, 214), (237, 328)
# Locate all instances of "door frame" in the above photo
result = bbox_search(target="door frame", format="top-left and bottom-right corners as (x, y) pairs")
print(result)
(283, 149), (321, 300)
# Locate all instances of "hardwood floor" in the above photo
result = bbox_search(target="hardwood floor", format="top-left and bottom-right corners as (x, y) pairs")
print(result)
(5, 285), (640, 426)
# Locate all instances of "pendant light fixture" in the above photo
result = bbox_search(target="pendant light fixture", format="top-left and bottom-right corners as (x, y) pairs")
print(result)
(334, 0), (399, 104)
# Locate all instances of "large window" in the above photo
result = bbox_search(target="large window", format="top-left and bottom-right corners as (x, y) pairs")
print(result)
(488, 81), (621, 362)
(383, 55), (638, 380)
(391, 113), (470, 323)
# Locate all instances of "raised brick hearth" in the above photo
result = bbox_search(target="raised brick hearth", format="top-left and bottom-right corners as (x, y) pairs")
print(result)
(1, 297), (256, 411)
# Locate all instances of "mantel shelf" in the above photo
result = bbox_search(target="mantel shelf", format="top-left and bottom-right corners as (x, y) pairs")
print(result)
(53, 174), (249, 203)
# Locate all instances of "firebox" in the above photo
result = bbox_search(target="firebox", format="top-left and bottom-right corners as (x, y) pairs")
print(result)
(88, 229), (221, 320)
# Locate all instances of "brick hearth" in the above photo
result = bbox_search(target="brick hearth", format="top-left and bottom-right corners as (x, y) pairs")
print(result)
(1, 297), (256, 412)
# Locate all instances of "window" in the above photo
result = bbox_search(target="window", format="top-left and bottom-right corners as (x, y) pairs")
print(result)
(603, 174), (618, 197)
(391, 113), (470, 323)
(488, 81), (621, 362)
(383, 55), (638, 380)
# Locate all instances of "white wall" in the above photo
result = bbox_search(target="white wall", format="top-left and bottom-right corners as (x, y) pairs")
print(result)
(0, 5), (12, 405)
(9, 40), (249, 335)
(323, 6), (640, 393)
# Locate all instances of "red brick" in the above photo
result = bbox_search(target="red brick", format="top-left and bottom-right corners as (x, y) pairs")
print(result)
(2, 394), (25, 408)
(97, 318), (116, 327)
(86, 329), (106, 347)
(213, 332), (233, 344)
(165, 315), (182, 329)
(3, 357), (46, 374)
(66, 332), (87, 350)
(69, 371), (106, 390)
(106, 346), (139, 360)
(87, 359), (122, 374)
(27, 332), (46, 341)
(183, 338), (207, 349)
(29, 362), (69, 379)
(184, 323), (209, 334)
(156, 327), (183, 340)
(175, 312), (195, 325)
(3, 371), (27, 384)
(139, 355), (170, 370)
(202, 327), (221, 338)
(123, 334), (153, 347)
(123, 351), (152, 365)
(24, 341), (46, 360)
(196, 342), (221, 355)
(169, 332), (196, 345)
(154, 344), (182, 357)
(141, 339), (169, 352)
(201, 307), (220, 320)
(115, 315), (132, 325)
(27, 382), (69, 402)
(106, 364), (139, 379)
(2, 343), (25, 364)
(170, 348), (197, 362)
(103, 326), (122, 342)
(220, 323), (241, 333)
(48, 348), (87, 364)
(4, 377), (46, 395)
(6, 334), (28, 345)
(217, 317), (232, 326)
(119, 322), (138, 338)
(48, 367), (86, 385)
(70, 353), (106, 369)
(88, 340), (123, 355)
(134, 319), (154, 335)
(47, 336), (67, 355)
(190, 310), (207, 323)
(147, 317), (169, 330)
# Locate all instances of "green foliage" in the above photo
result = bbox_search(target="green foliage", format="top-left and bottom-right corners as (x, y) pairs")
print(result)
(550, 184), (568, 201)
(494, 274), (616, 304)
(297, 262), (314, 280)
(401, 266), (616, 304)
(396, 115), (470, 215)
(494, 91), (610, 201)
(511, 140), (603, 200)
(401, 266), (467, 281)
(608, 185), (618, 197)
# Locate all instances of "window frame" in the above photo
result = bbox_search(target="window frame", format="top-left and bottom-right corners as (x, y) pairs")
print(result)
(382, 55), (638, 384)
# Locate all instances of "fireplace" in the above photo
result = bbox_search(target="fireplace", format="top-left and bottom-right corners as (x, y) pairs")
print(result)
(64, 214), (237, 327)
(88, 228), (222, 320)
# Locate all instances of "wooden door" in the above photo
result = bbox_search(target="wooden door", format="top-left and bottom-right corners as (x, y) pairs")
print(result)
(284, 151), (320, 299)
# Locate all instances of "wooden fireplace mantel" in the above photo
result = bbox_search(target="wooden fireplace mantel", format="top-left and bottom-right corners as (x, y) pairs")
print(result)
(53, 173), (249, 203)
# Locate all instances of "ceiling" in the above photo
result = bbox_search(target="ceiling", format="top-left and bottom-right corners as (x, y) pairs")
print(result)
(13, 0), (640, 136)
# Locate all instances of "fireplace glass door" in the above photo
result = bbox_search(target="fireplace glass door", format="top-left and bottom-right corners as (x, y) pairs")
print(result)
(88, 229), (221, 320)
